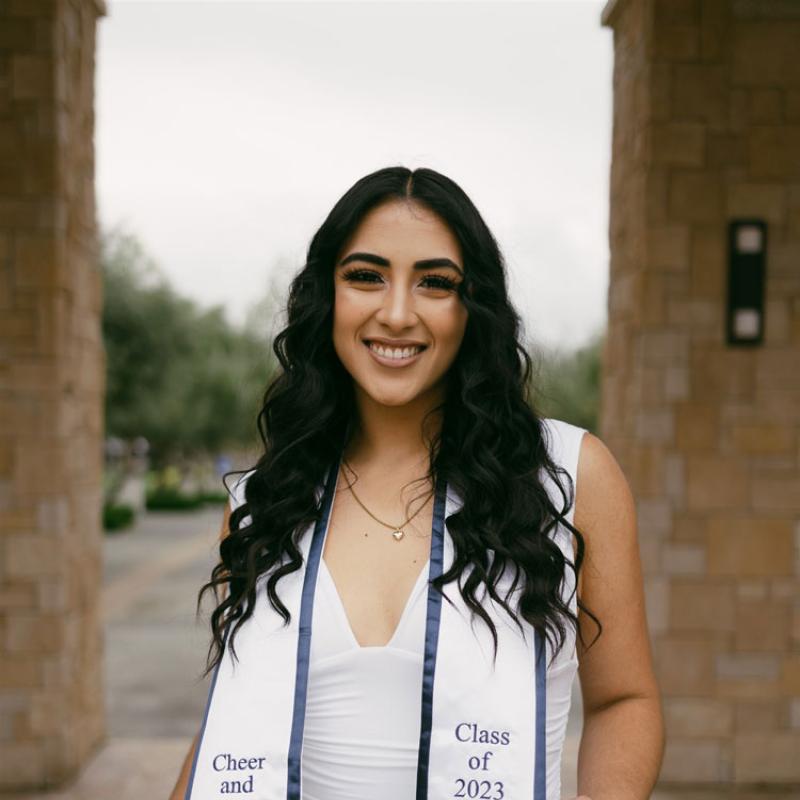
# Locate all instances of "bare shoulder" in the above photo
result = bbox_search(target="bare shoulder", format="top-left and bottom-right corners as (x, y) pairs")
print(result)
(570, 431), (658, 711)
(574, 430), (635, 535)
(219, 500), (232, 543)
(572, 430), (638, 598)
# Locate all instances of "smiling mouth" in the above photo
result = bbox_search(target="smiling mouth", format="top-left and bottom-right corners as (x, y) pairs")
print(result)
(363, 340), (428, 365)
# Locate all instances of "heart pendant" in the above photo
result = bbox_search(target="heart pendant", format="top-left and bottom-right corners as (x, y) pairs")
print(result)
(392, 529), (404, 541)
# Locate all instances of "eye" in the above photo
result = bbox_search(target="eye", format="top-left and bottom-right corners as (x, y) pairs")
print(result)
(422, 274), (458, 291)
(340, 268), (459, 292)
(340, 268), (382, 283)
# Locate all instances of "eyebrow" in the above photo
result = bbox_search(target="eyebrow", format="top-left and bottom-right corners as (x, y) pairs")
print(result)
(337, 251), (464, 277)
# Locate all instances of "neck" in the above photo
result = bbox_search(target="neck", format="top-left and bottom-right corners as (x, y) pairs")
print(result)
(344, 384), (445, 474)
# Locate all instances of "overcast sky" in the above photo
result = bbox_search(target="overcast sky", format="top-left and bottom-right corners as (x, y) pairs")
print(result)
(96, 0), (612, 353)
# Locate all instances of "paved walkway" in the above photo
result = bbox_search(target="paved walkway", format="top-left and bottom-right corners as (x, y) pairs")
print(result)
(5, 506), (223, 799)
(4, 506), (794, 799)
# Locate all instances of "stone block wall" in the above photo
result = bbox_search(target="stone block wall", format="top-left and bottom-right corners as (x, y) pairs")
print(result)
(0, 0), (107, 791)
(601, 0), (799, 788)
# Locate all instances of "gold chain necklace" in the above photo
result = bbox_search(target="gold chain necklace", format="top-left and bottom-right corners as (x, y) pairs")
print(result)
(340, 457), (434, 541)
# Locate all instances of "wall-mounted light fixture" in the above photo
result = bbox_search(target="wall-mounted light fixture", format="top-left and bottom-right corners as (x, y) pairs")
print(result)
(726, 219), (767, 346)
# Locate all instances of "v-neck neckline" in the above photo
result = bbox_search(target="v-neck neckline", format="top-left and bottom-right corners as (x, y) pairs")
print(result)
(320, 556), (431, 650)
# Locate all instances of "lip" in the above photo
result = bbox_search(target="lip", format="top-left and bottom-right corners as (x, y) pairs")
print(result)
(363, 339), (427, 368)
(363, 338), (427, 347)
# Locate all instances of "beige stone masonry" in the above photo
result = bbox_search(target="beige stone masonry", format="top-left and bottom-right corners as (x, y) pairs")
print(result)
(0, 0), (107, 791)
(601, 0), (800, 790)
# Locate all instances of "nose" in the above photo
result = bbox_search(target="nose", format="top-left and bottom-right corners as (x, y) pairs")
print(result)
(373, 278), (418, 329)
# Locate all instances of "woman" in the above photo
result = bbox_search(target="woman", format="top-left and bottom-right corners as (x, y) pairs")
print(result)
(170, 166), (664, 800)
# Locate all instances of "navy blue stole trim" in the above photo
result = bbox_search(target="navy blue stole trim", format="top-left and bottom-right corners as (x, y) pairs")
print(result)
(415, 471), (449, 799)
(185, 619), (233, 800)
(533, 627), (547, 798)
(286, 454), (449, 798)
(286, 452), (342, 799)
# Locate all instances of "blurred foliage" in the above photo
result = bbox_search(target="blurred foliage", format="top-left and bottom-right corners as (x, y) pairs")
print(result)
(145, 487), (203, 511)
(144, 489), (229, 511)
(142, 465), (225, 510)
(102, 460), (126, 507)
(103, 503), (135, 531)
(532, 330), (604, 435)
(101, 225), (277, 467)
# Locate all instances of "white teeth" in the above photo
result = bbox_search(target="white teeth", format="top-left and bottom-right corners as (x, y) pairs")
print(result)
(367, 342), (424, 360)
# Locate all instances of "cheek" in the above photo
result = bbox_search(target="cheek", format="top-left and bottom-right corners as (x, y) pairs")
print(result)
(334, 285), (375, 322)
(333, 290), (362, 334)
(332, 290), (374, 361)
(436, 307), (468, 350)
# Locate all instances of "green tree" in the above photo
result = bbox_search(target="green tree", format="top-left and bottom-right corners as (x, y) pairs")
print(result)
(101, 225), (275, 466)
(531, 329), (604, 433)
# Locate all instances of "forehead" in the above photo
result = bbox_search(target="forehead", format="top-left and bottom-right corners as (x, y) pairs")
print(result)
(340, 200), (462, 261)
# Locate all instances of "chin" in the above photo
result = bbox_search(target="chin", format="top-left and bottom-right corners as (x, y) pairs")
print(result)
(366, 390), (420, 408)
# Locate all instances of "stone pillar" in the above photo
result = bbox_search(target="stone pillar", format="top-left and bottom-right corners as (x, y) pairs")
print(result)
(0, 0), (108, 790)
(600, 0), (800, 789)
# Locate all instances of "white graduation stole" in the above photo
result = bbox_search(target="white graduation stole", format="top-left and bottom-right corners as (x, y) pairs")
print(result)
(185, 451), (548, 799)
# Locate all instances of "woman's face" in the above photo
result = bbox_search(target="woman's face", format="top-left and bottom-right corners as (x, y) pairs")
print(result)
(332, 199), (468, 409)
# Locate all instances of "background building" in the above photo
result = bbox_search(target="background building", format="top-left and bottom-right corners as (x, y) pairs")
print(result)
(600, 0), (800, 787)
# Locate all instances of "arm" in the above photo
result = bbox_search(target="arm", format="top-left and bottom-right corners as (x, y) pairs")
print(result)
(168, 500), (233, 800)
(570, 433), (665, 800)
(168, 732), (199, 800)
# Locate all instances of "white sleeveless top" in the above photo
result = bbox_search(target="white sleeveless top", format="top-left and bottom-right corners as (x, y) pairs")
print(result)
(229, 417), (585, 800)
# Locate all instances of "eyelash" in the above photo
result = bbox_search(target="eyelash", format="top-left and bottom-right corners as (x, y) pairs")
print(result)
(340, 268), (459, 292)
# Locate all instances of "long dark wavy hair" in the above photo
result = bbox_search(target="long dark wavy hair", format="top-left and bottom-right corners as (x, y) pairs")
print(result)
(195, 165), (602, 678)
